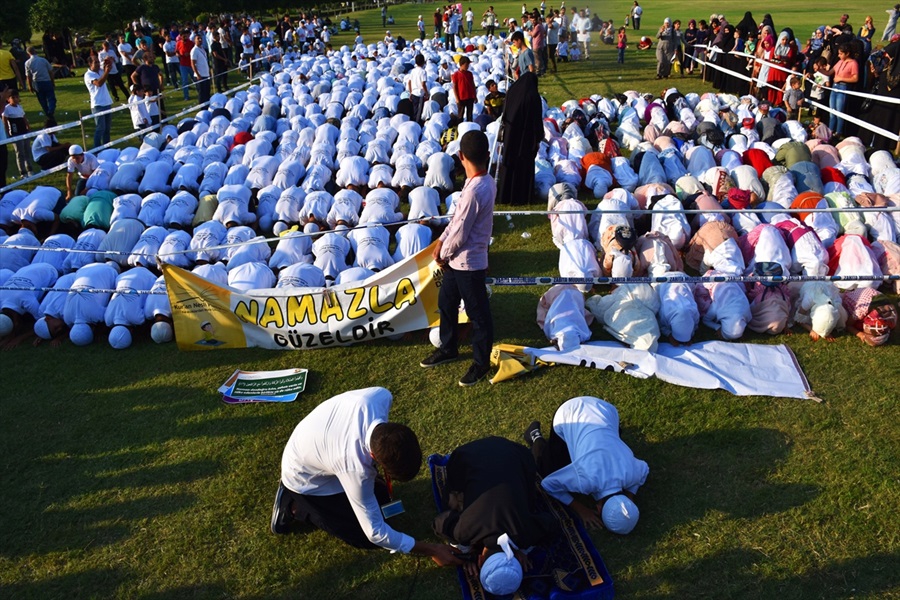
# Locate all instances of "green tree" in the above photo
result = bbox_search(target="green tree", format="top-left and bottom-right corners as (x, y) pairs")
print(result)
(0, 0), (32, 43)
(29, 0), (94, 33)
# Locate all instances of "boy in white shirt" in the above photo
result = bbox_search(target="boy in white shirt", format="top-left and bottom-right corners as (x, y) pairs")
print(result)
(127, 84), (150, 133)
(2, 90), (34, 178)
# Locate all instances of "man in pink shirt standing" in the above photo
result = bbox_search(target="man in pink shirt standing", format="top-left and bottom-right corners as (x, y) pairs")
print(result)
(421, 131), (496, 386)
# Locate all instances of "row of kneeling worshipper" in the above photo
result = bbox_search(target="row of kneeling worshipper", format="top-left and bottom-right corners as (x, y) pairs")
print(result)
(2, 42), (899, 348)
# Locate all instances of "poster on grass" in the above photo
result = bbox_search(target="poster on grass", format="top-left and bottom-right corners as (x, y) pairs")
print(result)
(162, 244), (444, 351)
(219, 368), (308, 403)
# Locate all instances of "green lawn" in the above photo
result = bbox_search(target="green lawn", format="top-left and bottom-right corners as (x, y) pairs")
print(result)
(2, 2), (900, 599)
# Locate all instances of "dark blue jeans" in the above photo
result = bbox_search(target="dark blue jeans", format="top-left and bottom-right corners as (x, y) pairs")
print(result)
(35, 80), (56, 116)
(438, 266), (494, 369)
(92, 104), (112, 148)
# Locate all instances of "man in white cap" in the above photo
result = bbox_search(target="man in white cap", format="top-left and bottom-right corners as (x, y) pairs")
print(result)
(65, 145), (99, 200)
(525, 396), (649, 535)
(63, 261), (120, 346)
(272, 386), (463, 567)
(432, 436), (558, 595)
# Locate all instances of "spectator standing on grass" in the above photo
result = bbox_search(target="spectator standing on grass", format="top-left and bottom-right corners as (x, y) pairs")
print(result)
(118, 34), (135, 82)
(452, 56), (476, 121)
(631, 2), (643, 30)
(531, 12), (548, 76)
(191, 34), (211, 105)
(617, 26), (628, 64)
(656, 18), (677, 79)
(484, 6), (498, 37)
(511, 31), (536, 79)
(421, 131), (496, 387)
(407, 54), (428, 124)
(575, 9), (592, 59)
(176, 30), (194, 101)
(132, 51), (162, 98)
(210, 31), (229, 93)
(2, 90), (34, 178)
(0, 84), (8, 186)
(418, 15), (426, 41)
(0, 39), (23, 92)
(466, 7), (475, 36)
(84, 55), (113, 149)
(24, 46), (56, 117)
(99, 41), (128, 103)
(547, 14), (559, 73)
(823, 43), (859, 136)
(163, 33), (180, 89)
(884, 5), (900, 41)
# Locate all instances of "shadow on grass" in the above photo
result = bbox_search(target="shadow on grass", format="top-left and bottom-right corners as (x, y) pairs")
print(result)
(0, 383), (274, 559)
(636, 549), (900, 600)
(0, 567), (130, 599)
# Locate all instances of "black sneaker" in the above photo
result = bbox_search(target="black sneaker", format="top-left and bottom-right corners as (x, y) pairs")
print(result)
(523, 421), (543, 448)
(458, 363), (490, 387)
(420, 349), (460, 368)
(270, 482), (294, 534)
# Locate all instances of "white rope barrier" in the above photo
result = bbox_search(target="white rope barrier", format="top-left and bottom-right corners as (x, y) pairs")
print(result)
(4, 273), (897, 296)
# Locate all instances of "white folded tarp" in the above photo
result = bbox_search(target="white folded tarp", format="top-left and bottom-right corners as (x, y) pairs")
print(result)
(525, 340), (815, 400)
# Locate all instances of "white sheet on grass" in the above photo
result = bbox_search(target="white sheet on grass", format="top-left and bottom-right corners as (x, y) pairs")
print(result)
(525, 340), (814, 400)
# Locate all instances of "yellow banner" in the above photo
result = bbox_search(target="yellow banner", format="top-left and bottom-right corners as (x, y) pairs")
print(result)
(163, 244), (448, 351)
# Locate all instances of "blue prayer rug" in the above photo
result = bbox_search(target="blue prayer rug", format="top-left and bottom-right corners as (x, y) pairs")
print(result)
(428, 453), (615, 600)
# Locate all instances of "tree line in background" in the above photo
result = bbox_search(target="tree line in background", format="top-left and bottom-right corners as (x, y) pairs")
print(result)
(0, 0), (300, 44)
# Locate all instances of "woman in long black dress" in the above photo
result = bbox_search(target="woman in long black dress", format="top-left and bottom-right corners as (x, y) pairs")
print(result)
(496, 72), (543, 205)
(859, 40), (900, 152)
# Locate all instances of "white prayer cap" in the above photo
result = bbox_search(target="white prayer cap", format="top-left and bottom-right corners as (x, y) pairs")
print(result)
(0, 314), (13, 337)
(109, 325), (132, 349)
(34, 317), (51, 340)
(303, 222), (320, 234)
(669, 313), (696, 343)
(480, 535), (522, 595)
(601, 494), (640, 534)
(151, 321), (174, 344)
(811, 303), (839, 338)
(69, 323), (94, 346)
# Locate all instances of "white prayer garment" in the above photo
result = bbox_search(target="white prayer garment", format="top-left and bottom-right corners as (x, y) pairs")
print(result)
(0, 263), (59, 319)
(407, 186), (441, 220)
(696, 273), (752, 340)
(144, 275), (171, 319)
(63, 229), (107, 273)
(104, 266), (157, 327)
(214, 184), (256, 227)
(165, 191), (199, 229)
(191, 262), (229, 286)
(138, 192), (171, 227)
(157, 230), (194, 268)
(97, 219), (145, 267)
(586, 284), (661, 351)
(227, 236), (272, 271)
(392, 224), (432, 262)
(277, 263), (327, 289)
(550, 199), (590, 250)
(227, 261), (276, 291)
(540, 397), (649, 505)
(313, 231), (352, 281)
(37, 272), (78, 322)
(64, 262), (120, 326)
(12, 186), (62, 224)
(537, 285), (593, 351)
(127, 226), (168, 268)
(31, 234), (75, 274)
(559, 238), (601, 292)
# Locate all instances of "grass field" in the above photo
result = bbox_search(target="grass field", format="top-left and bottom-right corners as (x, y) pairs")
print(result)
(2, 2), (900, 599)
